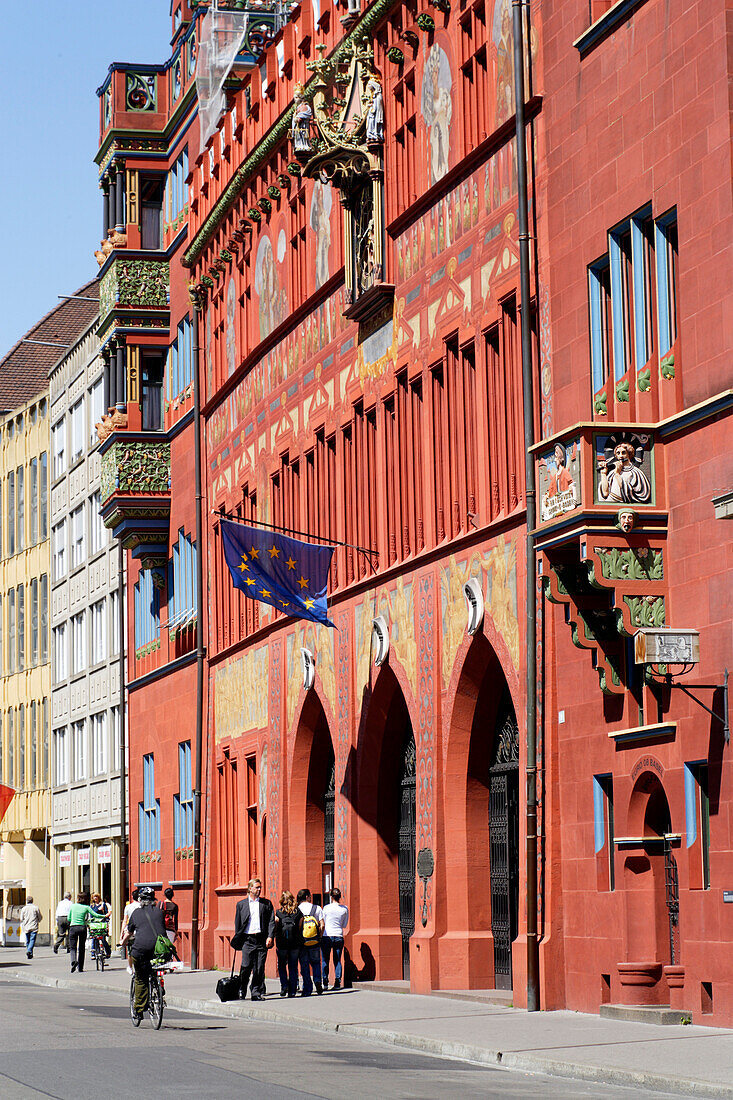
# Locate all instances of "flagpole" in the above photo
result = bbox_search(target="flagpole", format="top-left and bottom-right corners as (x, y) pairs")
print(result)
(213, 507), (379, 572)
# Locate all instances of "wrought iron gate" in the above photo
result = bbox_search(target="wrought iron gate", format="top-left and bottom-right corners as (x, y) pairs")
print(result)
(398, 733), (417, 980)
(489, 702), (519, 990)
(324, 761), (335, 864)
(664, 837), (679, 965)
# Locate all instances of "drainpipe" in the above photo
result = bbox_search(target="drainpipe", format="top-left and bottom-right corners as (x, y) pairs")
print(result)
(190, 298), (205, 970)
(118, 539), (128, 917)
(513, 0), (540, 1012)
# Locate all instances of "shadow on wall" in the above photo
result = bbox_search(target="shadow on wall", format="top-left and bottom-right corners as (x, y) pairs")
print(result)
(344, 941), (376, 985)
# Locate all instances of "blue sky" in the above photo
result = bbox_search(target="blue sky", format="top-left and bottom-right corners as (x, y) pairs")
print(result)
(0, 2), (173, 358)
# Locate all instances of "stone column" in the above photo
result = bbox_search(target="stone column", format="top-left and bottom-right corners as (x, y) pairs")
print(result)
(103, 347), (112, 412)
(102, 179), (111, 239)
(115, 340), (126, 410)
(108, 171), (117, 237)
(115, 162), (126, 231)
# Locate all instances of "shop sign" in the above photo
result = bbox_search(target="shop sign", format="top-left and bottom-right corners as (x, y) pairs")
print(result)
(59, 851), (72, 868)
(77, 849), (90, 866)
(97, 845), (112, 864)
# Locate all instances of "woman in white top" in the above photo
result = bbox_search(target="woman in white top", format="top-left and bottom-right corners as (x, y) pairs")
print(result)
(321, 887), (349, 990)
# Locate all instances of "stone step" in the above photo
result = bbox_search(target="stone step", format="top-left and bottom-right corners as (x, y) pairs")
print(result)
(600, 1004), (693, 1026)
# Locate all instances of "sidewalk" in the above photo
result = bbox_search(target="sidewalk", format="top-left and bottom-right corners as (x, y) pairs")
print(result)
(2, 946), (733, 1097)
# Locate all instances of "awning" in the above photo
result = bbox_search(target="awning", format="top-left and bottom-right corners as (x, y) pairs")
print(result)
(0, 880), (25, 889)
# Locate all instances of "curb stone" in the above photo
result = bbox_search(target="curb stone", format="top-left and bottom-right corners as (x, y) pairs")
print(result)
(3, 969), (732, 1098)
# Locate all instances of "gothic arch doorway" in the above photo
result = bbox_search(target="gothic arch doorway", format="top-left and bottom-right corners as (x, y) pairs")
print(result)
(354, 666), (417, 981)
(290, 693), (335, 898)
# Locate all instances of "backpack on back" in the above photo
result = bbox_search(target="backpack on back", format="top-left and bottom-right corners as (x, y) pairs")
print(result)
(302, 905), (320, 945)
(278, 910), (299, 946)
(161, 901), (176, 932)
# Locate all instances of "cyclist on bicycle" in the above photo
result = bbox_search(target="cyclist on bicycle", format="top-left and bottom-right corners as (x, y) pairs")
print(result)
(90, 894), (112, 960)
(121, 885), (167, 1021)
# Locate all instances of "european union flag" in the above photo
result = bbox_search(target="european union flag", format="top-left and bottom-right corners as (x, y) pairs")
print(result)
(220, 519), (336, 628)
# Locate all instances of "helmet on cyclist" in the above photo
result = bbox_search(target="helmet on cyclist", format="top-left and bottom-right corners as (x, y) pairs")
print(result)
(137, 886), (156, 903)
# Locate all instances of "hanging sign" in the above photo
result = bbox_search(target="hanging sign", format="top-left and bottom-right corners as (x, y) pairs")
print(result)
(77, 849), (90, 867)
(97, 845), (112, 864)
(59, 851), (72, 868)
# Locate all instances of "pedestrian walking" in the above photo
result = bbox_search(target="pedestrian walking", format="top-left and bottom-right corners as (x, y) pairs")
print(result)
(274, 891), (303, 998)
(160, 886), (179, 944)
(297, 888), (324, 996)
(68, 893), (96, 973)
(53, 892), (72, 954)
(20, 897), (43, 959)
(120, 888), (140, 972)
(233, 877), (275, 1001)
(321, 887), (348, 990)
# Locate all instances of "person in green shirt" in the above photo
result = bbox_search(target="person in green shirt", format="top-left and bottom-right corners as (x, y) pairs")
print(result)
(68, 893), (96, 973)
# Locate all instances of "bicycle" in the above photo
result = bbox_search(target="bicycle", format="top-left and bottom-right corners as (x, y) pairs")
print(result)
(129, 959), (169, 1029)
(89, 920), (110, 972)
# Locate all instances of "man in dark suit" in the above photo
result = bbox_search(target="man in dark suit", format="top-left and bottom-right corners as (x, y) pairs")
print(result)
(234, 877), (275, 1000)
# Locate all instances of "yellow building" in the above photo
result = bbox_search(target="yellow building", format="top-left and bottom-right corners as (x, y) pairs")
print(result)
(0, 286), (98, 945)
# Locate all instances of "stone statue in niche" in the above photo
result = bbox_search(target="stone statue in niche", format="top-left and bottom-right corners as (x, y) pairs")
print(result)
(364, 70), (384, 143)
(617, 509), (636, 534)
(291, 83), (312, 155)
(598, 436), (652, 504)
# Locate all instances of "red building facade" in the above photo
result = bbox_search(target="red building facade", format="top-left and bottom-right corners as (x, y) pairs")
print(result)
(98, 0), (733, 1023)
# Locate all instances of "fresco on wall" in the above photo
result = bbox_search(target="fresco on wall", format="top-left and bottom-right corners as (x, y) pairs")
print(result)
(421, 44), (453, 186)
(310, 181), (333, 289)
(538, 439), (580, 522)
(214, 645), (269, 742)
(286, 623), (336, 733)
(354, 580), (417, 705)
(494, 0), (515, 125)
(205, 303), (213, 400)
(226, 277), (237, 377)
(254, 233), (285, 340)
(440, 534), (519, 689)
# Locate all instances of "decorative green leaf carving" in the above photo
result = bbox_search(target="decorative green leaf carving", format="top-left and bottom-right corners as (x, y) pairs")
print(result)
(596, 547), (664, 581)
(99, 257), (170, 323)
(594, 389), (607, 415)
(637, 366), (651, 392)
(101, 439), (171, 503)
(615, 377), (629, 402)
(623, 595), (666, 628)
(387, 46), (404, 63)
(416, 12), (435, 30)
(660, 352), (675, 379)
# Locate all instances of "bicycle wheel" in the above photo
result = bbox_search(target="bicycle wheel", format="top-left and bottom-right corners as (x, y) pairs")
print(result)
(148, 972), (164, 1030)
(98, 943), (105, 972)
(130, 976), (141, 1027)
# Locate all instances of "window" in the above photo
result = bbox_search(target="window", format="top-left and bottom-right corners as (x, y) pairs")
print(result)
(7, 470), (14, 555)
(42, 698), (49, 784)
(89, 491), (106, 555)
(54, 727), (68, 785)
(30, 578), (38, 666)
(89, 379), (104, 445)
(70, 506), (84, 569)
(91, 600), (106, 664)
(0, 481), (2, 560)
(110, 588), (121, 656)
(593, 774), (615, 892)
(140, 176), (165, 249)
(71, 611), (85, 675)
(167, 146), (189, 224)
(52, 418), (66, 479)
(218, 751), (239, 884)
(30, 702), (37, 788)
(0, 594), (2, 671)
(70, 399), (84, 464)
(40, 574), (48, 663)
(166, 317), (194, 402)
(30, 457), (38, 545)
(7, 710), (14, 787)
(685, 762), (710, 890)
(168, 530), (197, 630)
(141, 353), (165, 431)
(174, 740), (193, 850)
(459, 0), (490, 154)
(72, 719), (86, 782)
(91, 712), (107, 776)
(139, 753), (161, 856)
(8, 588), (15, 674)
(134, 569), (160, 651)
(655, 210), (679, 359)
(111, 705), (121, 772)
(17, 704), (25, 790)
(16, 584), (24, 672)
(246, 753), (258, 880)
(53, 521), (66, 580)
(0, 712), (3, 785)
(16, 466), (24, 551)
(40, 452), (48, 540)
(53, 622), (67, 683)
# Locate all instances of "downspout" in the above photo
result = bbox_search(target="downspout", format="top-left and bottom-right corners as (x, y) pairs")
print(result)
(118, 539), (128, 915)
(190, 298), (206, 970)
(513, 0), (540, 1011)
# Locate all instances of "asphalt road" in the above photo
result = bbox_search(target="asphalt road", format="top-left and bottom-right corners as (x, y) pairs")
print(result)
(0, 977), (681, 1099)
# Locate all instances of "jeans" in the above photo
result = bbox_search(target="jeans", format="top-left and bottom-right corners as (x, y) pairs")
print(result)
(299, 943), (322, 994)
(69, 926), (87, 971)
(25, 930), (37, 958)
(321, 936), (344, 986)
(277, 946), (300, 996)
(131, 952), (153, 1013)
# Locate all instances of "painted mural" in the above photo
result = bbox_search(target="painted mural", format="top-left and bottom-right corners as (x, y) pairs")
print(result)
(254, 233), (286, 340)
(440, 535), (519, 688)
(354, 579), (417, 706)
(310, 181), (333, 289)
(226, 276), (237, 377)
(286, 622), (336, 733)
(214, 645), (269, 742)
(421, 43), (453, 186)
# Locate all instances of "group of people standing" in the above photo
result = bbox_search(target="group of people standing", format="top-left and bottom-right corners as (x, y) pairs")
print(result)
(233, 878), (349, 1001)
(51, 891), (113, 972)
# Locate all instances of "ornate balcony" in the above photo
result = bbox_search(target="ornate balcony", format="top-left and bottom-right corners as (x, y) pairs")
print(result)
(99, 434), (171, 571)
(98, 252), (170, 340)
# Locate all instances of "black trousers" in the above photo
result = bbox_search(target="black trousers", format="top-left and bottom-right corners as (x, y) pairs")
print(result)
(239, 934), (267, 998)
(69, 926), (87, 971)
(55, 918), (70, 951)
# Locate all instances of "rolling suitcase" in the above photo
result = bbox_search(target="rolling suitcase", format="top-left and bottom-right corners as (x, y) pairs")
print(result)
(216, 950), (241, 1002)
